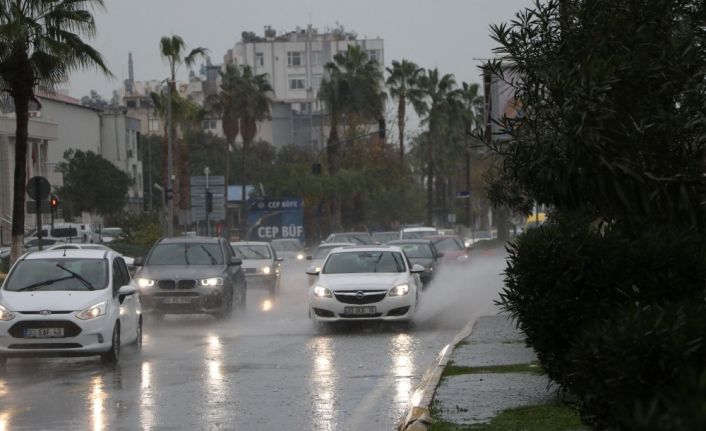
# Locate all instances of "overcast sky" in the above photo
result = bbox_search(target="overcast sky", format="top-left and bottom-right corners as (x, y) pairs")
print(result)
(68, 0), (531, 100)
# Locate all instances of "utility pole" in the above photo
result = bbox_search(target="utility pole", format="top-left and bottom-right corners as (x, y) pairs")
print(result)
(205, 166), (211, 237)
(166, 81), (174, 237)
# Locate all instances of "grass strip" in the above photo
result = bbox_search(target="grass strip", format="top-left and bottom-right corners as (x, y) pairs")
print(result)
(442, 361), (544, 378)
(430, 403), (585, 431)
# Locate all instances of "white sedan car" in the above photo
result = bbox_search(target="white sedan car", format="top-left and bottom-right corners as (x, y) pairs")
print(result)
(307, 246), (424, 324)
(0, 249), (141, 367)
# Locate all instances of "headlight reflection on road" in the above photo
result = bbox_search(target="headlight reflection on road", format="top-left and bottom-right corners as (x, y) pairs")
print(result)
(0, 412), (11, 431)
(309, 337), (338, 431)
(89, 375), (105, 431)
(140, 362), (155, 430)
(391, 334), (415, 406)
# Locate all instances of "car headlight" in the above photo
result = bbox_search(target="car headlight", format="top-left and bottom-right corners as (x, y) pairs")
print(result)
(457, 255), (470, 261)
(0, 303), (15, 321)
(389, 284), (410, 296)
(313, 285), (332, 298)
(76, 301), (107, 320)
(296, 254), (304, 260)
(260, 266), (271, 275)
(137, 278), (155, 288)
(199, 277), (224, 287)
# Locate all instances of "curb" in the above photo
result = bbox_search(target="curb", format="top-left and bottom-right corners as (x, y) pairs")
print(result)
(398, 318), (478, 431)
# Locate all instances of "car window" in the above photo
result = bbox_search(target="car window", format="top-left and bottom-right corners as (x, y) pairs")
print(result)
(397, 243), (434, 258)
(4, 258), (108, 291)
(313, 246), (337, 260)
(232, 245), (272, 259)
(401, 229), (437, 239)
(146, 243), (224, 265)
(433, 238), (464, 251)
(51, 227), (79, 238)
(322, 251), (406, 274)
(372, 232), (398, 243)
(332, 234), (371, 245)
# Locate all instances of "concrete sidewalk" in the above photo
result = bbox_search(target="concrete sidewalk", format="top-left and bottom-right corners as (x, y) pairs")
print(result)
(399, 315), (556, 430)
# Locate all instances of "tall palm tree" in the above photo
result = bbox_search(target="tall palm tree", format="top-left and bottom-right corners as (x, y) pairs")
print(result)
(237, 65), (273, 239)
(0, 0), (110, 263)
(319, 45), (385, 230)
(386, 59), (423, 165)
(413, 69), (461, 226)
(159, 35), (208, 214)
(459, 82), (484, 228)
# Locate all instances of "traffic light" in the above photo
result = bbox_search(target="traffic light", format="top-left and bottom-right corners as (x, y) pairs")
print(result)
(164, 188), (173, 202)
(378, 118), (386, 139)
(50, 195), (59, 209)
(205, 190), (213, 213)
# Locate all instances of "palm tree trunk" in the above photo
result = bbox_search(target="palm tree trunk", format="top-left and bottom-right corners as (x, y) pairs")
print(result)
(10, 89), (30, 264)
(240, 140), (247, 240)
(427, 125), (435, 226)
(398, 95), (406, 165)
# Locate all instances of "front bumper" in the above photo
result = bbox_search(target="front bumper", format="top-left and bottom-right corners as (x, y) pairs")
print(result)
(139, 284), (228, 314)
(0, 313), (115, 357)
(309, 291), (415, 322)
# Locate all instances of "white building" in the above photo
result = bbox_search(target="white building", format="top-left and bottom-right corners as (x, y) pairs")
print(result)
(100, 109), (144, 211)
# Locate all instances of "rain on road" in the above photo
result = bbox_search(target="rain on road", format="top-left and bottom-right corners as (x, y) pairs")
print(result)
(0, 253), (505, 430)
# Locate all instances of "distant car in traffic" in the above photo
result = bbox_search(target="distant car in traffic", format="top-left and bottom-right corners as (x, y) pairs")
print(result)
(388, 240), (442, 288)
(323, 232), (373, 245)
(371, 231), (400, 244)
(399, 226), (439, 240)
(231, 241), (282, 295)
(423, 235), (470, 263)
(305, 242), (355, 285)
(270, 238), (306, 262)
(0, 248), (141, 366)
(463, 230), (496, 248)
(306, 245), (425, 326)
(99, 227), (124, 244)
(46, 243), (135, 268)
(134, 236), (246, 319)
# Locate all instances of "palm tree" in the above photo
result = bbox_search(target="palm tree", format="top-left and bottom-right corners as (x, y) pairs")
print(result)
(319, 45), (385, 230)
(159, 35), (208, 214)
(459, 82), (484, 228)
(386, 60), (423, 165)
(412, 69), (461, 226)
(0, 0), (110, 263)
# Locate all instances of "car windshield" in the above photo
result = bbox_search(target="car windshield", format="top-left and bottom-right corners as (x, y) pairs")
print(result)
(313, 246), (339, 260)
(401, 229), (437, 239)
(397, 243), (434, 258)
(433, 238), (464, 251)
(146, 243), (224, 265)
(271, 241), (300, 252)
(232, 245), (272, 259)
(4, 258), (108, 292)
(331, 234), (371, 245)
(372, 232), (399, 243)
(322, 251), (406, 274)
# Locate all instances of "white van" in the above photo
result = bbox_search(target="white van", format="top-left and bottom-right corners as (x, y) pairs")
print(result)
(28, 223), (97, 244)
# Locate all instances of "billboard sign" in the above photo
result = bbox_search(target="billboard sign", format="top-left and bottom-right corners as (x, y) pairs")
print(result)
(484, 65), (523, 142)
(247, 198), (304, 242)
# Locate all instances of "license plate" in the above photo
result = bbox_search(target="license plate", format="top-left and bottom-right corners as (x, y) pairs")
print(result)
(23, 328), (64, 338)
(162, 297), (193, 304)
(344, 306), (377, 315)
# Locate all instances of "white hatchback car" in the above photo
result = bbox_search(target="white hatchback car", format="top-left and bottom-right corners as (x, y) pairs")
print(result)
(307, 246), (425, 324)
(0, 249), (141, 366)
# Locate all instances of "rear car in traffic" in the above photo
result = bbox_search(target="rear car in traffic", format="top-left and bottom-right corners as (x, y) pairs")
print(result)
(305, 242), (355, 285)
(388, 239), (441, 288)
(399, 226), (439, 240)
(307, 245), (425, 325)
(134, 237), (246, 319)
(323, 232), (374, 245)
(424, 235), (470, 264)
(231, 241), (282, 295)
(0, 249), (141, 366)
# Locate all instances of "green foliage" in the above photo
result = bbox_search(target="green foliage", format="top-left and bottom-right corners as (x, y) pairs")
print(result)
(106, 212), (162, 258)
(430, 404), (584, 431)
(56, 150), (132, 217)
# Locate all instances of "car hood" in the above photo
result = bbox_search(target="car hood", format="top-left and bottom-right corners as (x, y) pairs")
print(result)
(1, 290), (108, 312)
(136, 265), (225, 280)
(319, 273), (409, 291)
(240, 259), (273, 269)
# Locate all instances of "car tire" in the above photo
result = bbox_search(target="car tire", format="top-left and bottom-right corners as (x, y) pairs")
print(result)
(101, 323), (120, 364)
(214, 288), (233, 320)
(235, 285), (247, 311)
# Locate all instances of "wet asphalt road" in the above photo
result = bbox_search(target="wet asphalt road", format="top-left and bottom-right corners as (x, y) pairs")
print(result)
(0, 253), (505, 431)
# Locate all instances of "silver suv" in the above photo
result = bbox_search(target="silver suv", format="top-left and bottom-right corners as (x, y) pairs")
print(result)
(133, 236), (246, 319)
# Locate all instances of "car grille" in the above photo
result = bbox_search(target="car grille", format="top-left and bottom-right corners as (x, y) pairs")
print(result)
(8, 343), (82, 349)
(339, 313), (383, 318)
(16, 311), (72, 315)
(334, 290), (388, 305)
(177, 279), (196, 289)
(158, 280), (175, 289)
(8, 320), (82, 338)
(244, 268), (258, 274)
(153, 292), (200, 297)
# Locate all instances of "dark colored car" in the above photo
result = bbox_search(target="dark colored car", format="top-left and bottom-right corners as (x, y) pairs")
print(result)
(388, 239), (442, 287)
(423, 235), (470, 264)
(133, 236), (246, 319)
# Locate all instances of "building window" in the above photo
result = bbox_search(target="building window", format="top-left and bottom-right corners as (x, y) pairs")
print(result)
(126, 100), (137, 108)
(149, 118), (160, 133)
(367, 49), (381, 63)
(311, 51), (324, 66)
(312, 75), (323, 90)
(289, 76), (306, 90)
(287, 51), (303, 67)
(255, 52), (264, 67)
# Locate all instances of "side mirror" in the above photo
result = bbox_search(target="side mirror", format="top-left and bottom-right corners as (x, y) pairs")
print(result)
(411, 264), (426, 274)
(306, 266), (320, 276)
(229, 256), (243, 266)
(133, 257), (144, 267)
(275, 257), (284, 262)
(306, 255), (313, 261)
(118, 284), (137, 299)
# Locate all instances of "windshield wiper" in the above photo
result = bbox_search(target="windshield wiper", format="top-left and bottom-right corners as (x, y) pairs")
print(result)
(372, 252), (384, 273)
(15, 275), (74, 291)
(184, 244), (190, 265)
(200, 245), (218, 265)
(56, 263), (95, 290)
(246, 247), (267, 259)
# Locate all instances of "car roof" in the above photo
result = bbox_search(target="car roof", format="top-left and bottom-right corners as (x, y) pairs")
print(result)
(330, 232), (370, 236)
(22, 249), (114, 260)
(372, 231), (399, 235)
(316, 242), (355, 248)
(388, 239), (433, 245)
(332, 245), (404, 253)
(231, 241), (270, 246)
(159, 236), (221, 244)
(270, 238), (299, 243)
(401, 226), (437, 232)
(423, 235), (461, 240)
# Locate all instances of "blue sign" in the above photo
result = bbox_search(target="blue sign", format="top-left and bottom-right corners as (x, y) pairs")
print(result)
(247, 198), (304, 242)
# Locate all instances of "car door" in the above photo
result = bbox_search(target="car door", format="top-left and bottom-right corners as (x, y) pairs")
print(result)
(112, 258), (135, 343)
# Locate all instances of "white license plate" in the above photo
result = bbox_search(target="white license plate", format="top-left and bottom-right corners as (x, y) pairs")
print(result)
(23, 328), (64, 338)
(162, 297), (193, 304)
(344, 306), (377, 315)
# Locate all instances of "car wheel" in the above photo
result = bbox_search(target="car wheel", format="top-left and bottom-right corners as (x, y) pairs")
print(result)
(214, 288), (233, 320)
(235, 284), (247, 311)
(101, 323), (120, 364)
